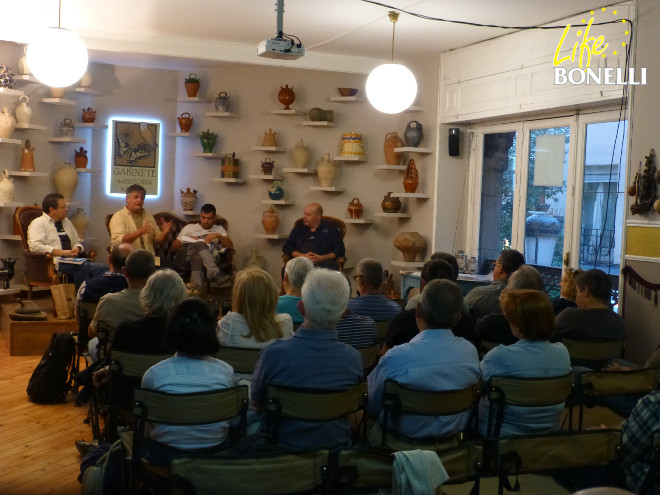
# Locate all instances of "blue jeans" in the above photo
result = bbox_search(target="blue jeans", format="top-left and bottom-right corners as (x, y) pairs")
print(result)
(57, 260), (107, 293)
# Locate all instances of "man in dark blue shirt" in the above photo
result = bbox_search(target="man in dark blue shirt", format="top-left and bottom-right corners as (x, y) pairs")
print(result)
(282, 203), (345, 270)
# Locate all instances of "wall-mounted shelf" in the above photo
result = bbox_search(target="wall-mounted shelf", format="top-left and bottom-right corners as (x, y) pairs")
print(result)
(283, 168), (314, 174)
(0, 234), (21, 241)
(48, 137), (86, 143)
(261, 199), (295, 205)
(7, 171), (49, 177)
(41, 98), (76, 106)
(249, 174), (283, 180)
(374, 212), (411, 218)
(374, 165), (406, 171)
(404, 106), (424, 113)
(192, 153), (222, 158)
(329, 96), (361, 103)
(75, 168), (94, 173)
(345, 218), (373, 224)
(77, 123), (108, 129)
(0, 138), (21, 145)
(255, 233), (289, 239)
(15, 123), (47, 131)
(393, 147), (433, 154)
(0, 201), (24, 208)
(177, 97), (206, 103)
(390, 192), (430, 199)
(271, 109), (303, 116)
(0, 88), (24, 96)
(302, 121), (335, 127)
(310, 186), (344, 192)
(391, 260), (425, 268)
(70, 88), (101, 96)
(333, 155), (366, 163)
(206, 112), (237, 118)
(212, 178), (245, 183)
(13, 75), (37, 83)
(170, 132), (190, 137)
(252, 146), (286, 152)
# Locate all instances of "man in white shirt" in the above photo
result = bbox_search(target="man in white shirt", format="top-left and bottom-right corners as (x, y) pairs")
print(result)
(27, 193), (107, 291)
(171, 203), (234, 290)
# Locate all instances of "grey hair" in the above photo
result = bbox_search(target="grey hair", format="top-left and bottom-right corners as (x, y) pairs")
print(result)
(356, 258), (383, 290)
(301, 269), (350, 328)
(419, 279), (463, 328)
(140, 269), (188, 317)
(507, 265), (543, 291)
(285, 257), (315, 290)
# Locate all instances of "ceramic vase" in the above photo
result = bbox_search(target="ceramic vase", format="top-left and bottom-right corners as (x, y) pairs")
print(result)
(50, 87), (65, 98)
(215, 92), (230, 112)
(81, 107), (96, 123)
(404, 121), (423, 147)
(316, 153), (337, 187)
(268, 181), (284, 200)
(292, 139), (311, 168)
(200, 130), (217, 153)
(393, 232), (427, 262)
(17, 47), (29, 75)
(0, 65), (14, 88)
(0, 169), (15, 202)
(180, 188), (198, 213)
(347, 198), (364, 219)
(381, 192), (402, 213)
(262, 128), (278, 147)
(246, 250), (267, 270)
(340, 132), (364, 157)
(70, 208), (90, 240)
(15, 95), (32, 125)
(185, 73), (200, 97)
(261, 158), (275, 175)
(0, 106), (16, 138)
(74, 147), (88, 168)
(403, 158), (419, 193)
(20, 140), (35, 171)
(79, 71), (92, 88)
(59, 118), (75, 137)
(53, 162), (79, 201)
(384, 132), (405, 165)
(262, 206), (280, 234)
(221, 153), (239, 178)
(178, 112), (193, 133)
(278, 85), (295, 110)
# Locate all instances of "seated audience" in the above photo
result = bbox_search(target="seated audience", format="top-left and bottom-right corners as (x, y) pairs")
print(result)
(251, 269), (363, 451)
(477, 289), (571, 437)
(553, 267), (583, 315)
(367, 279), (480, 443)
(171, 203), (234, 291)
(475, 265), (544, 351)
(554, 269), (626, 368)
(276, 257), (314, 325)
(217, 267), (293, 348)
(404, 251), (460, 310)
(336, 311), (378, 349)
(141, 298), (233, 465)
(88, 249), (156, 359)
(383, 259), (475, 356)
(465, 249), (525, 321)
(348, 258), (402, 321)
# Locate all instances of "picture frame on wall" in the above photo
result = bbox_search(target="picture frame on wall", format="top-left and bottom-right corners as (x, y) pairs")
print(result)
(110, 118), (160, 196)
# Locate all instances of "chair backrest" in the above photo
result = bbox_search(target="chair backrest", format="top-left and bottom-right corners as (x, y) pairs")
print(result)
(358, 343), (381, 373)
(374, 321), (390, 342)
(562, 337), (625, 363)
(292, 215), (346, 240)
(109, 350), (171, 379)
(215, 347), (262, 375)
(14, 206), (44, 250)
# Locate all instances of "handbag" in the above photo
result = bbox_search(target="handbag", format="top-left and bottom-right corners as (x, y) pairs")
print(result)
(51, 276), (76, 319)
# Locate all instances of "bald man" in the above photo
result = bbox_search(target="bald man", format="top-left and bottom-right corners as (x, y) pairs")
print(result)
(282, 203), (345, 270)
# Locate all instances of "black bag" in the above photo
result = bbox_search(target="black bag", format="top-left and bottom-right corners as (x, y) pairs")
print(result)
(27, 332), (77, 404)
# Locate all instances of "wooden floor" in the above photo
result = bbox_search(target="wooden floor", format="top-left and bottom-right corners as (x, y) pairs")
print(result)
(0, 324), (90, 495)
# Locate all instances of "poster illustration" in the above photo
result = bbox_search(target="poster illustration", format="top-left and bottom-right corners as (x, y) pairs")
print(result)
(110, 119), (160, 195)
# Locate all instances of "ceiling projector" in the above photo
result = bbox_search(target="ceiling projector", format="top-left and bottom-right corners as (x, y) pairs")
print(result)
(257, 37), (305, 60)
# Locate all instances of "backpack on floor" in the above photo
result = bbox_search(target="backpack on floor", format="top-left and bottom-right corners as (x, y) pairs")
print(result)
(79, 440), (123, 495)
(26, 332), (77, 404)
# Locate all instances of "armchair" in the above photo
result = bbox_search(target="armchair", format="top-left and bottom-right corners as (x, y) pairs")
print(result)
(281, 215), (347, 271)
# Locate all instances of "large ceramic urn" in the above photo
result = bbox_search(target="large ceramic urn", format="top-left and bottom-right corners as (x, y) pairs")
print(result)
(0, 106), (16, 138)
(53, 163), (79, 201)
(384, 132), (405, 165)
(393, 232), (427, 262)
(262, 206), (280, 234)
(292, 139), (311, 168)
(70, 208), (90, 240)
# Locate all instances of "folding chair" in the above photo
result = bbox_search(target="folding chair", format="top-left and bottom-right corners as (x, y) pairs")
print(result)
(357, 343), (380, 376)
(374, 321), (390, 342)
(127, 385), (249, 494)
(215, 346), (262, 375)
(561, 337), (626, 369)
(376, 380), (481, 452)
(266, 381), (369, 444)
(575, 367), (660, 429)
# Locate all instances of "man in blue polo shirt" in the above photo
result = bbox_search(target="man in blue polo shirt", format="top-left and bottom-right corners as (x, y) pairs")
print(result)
(348, 258), (402, 321)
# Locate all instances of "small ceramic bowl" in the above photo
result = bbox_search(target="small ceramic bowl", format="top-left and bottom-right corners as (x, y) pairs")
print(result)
(338, 87), (358, 97)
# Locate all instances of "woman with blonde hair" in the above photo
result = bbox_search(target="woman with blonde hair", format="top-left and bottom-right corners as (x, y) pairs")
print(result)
(217, 267), (293, 348)
(553, 267), (584, 315)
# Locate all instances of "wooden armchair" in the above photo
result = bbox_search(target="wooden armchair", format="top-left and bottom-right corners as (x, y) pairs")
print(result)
(281, 216), (347, 271)
(14, 206), (96, 299)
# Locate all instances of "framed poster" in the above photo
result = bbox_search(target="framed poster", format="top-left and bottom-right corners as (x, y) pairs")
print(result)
(109, 118), (160, 196)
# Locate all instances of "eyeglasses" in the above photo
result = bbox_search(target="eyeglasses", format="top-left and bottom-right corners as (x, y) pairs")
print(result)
(55, 205), (67, 210)
(352, 274), (363, 281)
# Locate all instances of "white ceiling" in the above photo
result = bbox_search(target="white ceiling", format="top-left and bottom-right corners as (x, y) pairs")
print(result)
(2, 0), (621, 74)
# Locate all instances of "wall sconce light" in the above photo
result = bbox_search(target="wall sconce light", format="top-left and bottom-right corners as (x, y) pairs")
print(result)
(26, 0), (88, 88)
(366, 11), (417, 114)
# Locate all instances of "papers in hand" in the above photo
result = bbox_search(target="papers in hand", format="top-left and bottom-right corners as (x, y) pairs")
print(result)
(55, 257), (87, 265)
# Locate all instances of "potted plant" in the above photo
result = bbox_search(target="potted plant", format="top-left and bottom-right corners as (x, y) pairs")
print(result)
(200, 129), (218, 153)
(184, 73), (200, 98)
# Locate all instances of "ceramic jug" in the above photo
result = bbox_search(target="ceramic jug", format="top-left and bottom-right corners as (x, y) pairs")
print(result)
(17, 46), (29, 75)
(70, 208), (90, 240)
(59, 118), (75, 137)
(384, 131), (405, 165)
(262, 128), (278, 147)
(261, 158), (275, 175)
(292, 139), (311, 168)
(20, 139), (35, 171)
(74, 147), (88, 168)
(0, 169), (15, 202)
(316, 153), (337, 187)
(81, 107), (96, 123)
(278, 85), (295, 110)
(53, 162), (79, 200)
(262, 206), (280, 234)
(0, 106), (16, 138)
(347, 198), (364, 219)
(180, 188), (198, 213)
(215, 92), (230, 112)
(403, 158), (419, 193)
(177, 112), (193, 133)
(381, 192), (402, 213)
(404, 121), (423, 147)
(15, 95), (32, 125)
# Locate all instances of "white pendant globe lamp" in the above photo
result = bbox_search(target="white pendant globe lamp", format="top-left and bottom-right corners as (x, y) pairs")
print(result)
(26, 0), (88, 88)
(366, 11), (417, 114)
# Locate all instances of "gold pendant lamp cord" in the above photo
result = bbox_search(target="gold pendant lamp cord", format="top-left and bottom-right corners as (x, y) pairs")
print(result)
(388, 11), (399, 63)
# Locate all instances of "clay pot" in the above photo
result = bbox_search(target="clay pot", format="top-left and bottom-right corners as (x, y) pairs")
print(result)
(70, 208), (90, 240)
(340, 132), (364, 157)
(59, 118), (75, 137)
(381, 192), (402, 213)
(81, 107), (96, 123)
(180, 188), (198, 213)
(316, 153), (337, 187)
(74, 147), (88, 168)
(393, 232), (427, 262)
(178, 112), (193, 133)
(262, 206), (280, 234)
(403, 158), (419, 193)
(261, 158), (275, 175)
(347, 198), (363, 219)
(268, 181), (284, 200)
(278, 85), (295, 110)
(262, 128), (278, 147)
(215, 92), (230, 112)
(53, 163), (79, 201)
(384, 132), (405, 165)
(338, 88), (358, 97)
(292, 139), (311, 168)
(15, 95), (32, 125)
(404, 121), (423, 147)
(20, 139), (35, 172)
(0, 169), (15, 202)
(221, 153), (239, 178)
(185, 74), (200, 97)
(0, 106), (16, 138)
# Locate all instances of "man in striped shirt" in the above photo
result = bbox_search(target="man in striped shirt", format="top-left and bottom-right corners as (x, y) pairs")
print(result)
(348, 258), (402, 321)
